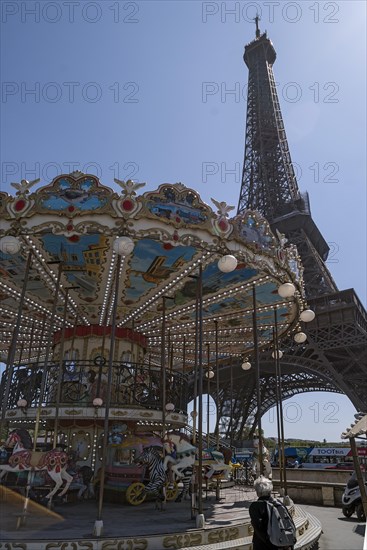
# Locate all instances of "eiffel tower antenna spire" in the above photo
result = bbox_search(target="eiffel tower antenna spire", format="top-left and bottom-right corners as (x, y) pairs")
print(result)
(254, 14), (261, 38)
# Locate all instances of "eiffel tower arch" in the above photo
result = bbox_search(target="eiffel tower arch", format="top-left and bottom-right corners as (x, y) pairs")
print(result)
(220, 25), (367, 439)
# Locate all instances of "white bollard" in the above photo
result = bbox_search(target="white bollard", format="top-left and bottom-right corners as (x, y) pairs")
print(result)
(196, 513), (205, 528)
(93, 520), (104, 537)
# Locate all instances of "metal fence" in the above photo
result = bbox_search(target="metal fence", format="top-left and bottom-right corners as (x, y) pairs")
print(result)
(1, 360), (188, 413)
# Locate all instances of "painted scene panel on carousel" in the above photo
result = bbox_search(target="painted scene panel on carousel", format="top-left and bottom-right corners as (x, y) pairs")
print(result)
(124, 239), (197, 305)
(40, 233), (109, 301)
(146, 186), (209, 226)
(0, 249), (56, 308)
(39, 177), (110, 212)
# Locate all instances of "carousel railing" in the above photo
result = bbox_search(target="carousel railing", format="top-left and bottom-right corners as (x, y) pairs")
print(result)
(0, 360), (188, 413)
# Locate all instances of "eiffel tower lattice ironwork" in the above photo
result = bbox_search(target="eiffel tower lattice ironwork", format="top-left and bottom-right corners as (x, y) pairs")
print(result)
(218, 24), (367, 441)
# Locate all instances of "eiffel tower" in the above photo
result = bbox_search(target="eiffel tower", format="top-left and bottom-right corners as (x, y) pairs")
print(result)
(220, 20), (367, 439)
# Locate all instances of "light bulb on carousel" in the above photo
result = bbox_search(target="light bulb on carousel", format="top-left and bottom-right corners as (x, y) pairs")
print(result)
(93, 397), (103, 407)
(205, 369), (215, 379)
(300, 309), (315, 322)
(271, 350), (283, 359)
(17, 398), (28, 413)
(165, 403), (175, 412)
(294, 332), (307, 344)
(241, 360), (252, 371)
(0, 235), (21, 255)
(277, 282), (296, 298)
(113, 236), (135, 256)
(217, 255), (238, 273)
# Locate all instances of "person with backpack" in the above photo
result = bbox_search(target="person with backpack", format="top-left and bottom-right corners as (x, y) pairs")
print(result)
(249, 476), (297, 550)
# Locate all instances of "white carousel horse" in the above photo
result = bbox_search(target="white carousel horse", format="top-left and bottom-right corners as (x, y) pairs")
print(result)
(0, 428), (73, 499)
(202, 448), (232, 480)
(163, 432), (197, 479)
(252, 439), (272, 479)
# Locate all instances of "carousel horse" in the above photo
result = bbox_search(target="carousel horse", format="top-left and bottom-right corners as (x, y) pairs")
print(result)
(0, 428), (73, 500)
(134, 446), (167, 510)
(252, 439), (272, 479)
(163, 432), (197, 479)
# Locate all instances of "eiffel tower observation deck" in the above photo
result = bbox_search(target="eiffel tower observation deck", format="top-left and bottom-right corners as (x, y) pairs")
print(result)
(231, 19), (367, 431)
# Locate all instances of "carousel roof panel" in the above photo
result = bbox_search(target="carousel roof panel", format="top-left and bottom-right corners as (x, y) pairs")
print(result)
(0, 173), (305, 366)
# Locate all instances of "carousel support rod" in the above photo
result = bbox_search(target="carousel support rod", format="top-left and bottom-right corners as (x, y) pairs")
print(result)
(28, 320), (36, 362)
(1, 249), (33, 431)
(182, 335), (186, 374)
(17, 338), (26, 368)
(272, 325), (283, 491)
(33, 263), (63, 451)
(215, 320), (219, 451)
(252, 283), (264, 475)
(167, 329), (171, 375)
(230, 361), (233, 449)
(274, 308), (288, 496)
(53, 286), (79, 449)
(161, 297), (167, 441)
(206, 343), (210, 449)
(96, 311), (109, 399)
(197, 264), (204, 520)
(96, 253), (122, 534)
(192, 274), (200, 445)
(36, 315), (47, 364)
(131, 318), (135, 363)
(160, 296), (174, 435)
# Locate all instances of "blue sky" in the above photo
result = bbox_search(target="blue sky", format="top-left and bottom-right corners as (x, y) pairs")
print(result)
(1, 1), (366, 442)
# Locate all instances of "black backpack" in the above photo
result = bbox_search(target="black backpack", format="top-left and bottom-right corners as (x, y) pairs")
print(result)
(266, 497), (297, 548)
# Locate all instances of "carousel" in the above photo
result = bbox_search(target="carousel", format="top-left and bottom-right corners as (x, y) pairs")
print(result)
(0, 172), (307, 533)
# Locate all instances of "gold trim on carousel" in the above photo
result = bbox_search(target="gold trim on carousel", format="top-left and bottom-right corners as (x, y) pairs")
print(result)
(65, 409), (82, 415)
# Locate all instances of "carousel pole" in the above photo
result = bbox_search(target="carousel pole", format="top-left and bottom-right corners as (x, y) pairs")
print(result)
(206, 343), (210, 449)
(161, 296), (167, 442)
(274, 308), (288, 497)
(230, 361), (234, 449)
(215, 320), (220, 451)
(96, 314), (108, 399)
(252, 283), (264, 475)
(28, 320), (36, 362)
(53, 286), (78, 449)
(190, 275), (200, 521)
(95, 253), (122, 536)
(197, 263), (204, 524)
(32, 314), (47, 407)
(33, 263), (63, 452)
(182, 335), (186, 374)
(272, 325), (283, 491)
(1, 249), (33, 433)
(192, 276), (199, 444)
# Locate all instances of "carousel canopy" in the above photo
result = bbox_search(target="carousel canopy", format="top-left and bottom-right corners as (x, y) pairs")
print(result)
(0, 172), (305, 368)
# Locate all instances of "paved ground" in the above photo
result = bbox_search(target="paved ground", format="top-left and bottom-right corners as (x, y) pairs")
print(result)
(1, 484), (365, 549)
(302, 504), (366, 550)
(0, 484), (256, 540)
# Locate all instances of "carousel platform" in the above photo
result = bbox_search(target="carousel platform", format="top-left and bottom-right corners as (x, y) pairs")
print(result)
(0, 484), (322, 550)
